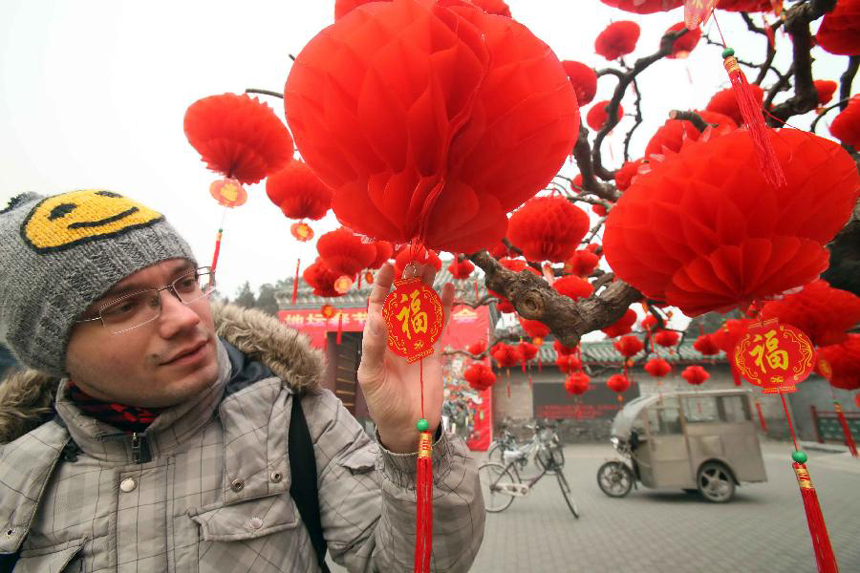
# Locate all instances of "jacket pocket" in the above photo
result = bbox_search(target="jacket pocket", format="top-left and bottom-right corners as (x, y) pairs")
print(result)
(189, 494), (299, 542)
(339, 447), (377, 475)
(14, 537), (86, 573)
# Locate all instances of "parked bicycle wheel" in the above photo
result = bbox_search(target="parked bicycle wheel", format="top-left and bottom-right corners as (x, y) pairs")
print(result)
(556, 471), (579, 518)
(597, 461), (633, 498)
(478, 462), (517, 513)
(487, 442), (504, 464)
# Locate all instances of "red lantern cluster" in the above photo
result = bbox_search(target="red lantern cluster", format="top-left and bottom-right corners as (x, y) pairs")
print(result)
(447, 258), (476, 280)
(644, 110), (736, 158)
(265, 160), (332, 220)
(555, 339), (576, 356)
(184, 93), (294, 185)
(682, 365), (710, 386)
(664, 22), (701, 59)
(464, 362), (497, 391)
(561, 61), (598, 106)
(829, 95), (860, 149)
(565, 372), (591, 395)
(556, 354), (582, 373)
(705, 85), (764, 126)
(760, 280), (860, 348)
(645, 358), (672, 378)
(519, 341), (538, 364)
(492, 343), (522, 369)
(816, 0), (860, 56)
(603, 129), (860, 316)
(595, 21), (640, 60)
(285, 0), (579, 254)
(816, 334), (860, 391)
(587, 101), (625, 131)
(694, 333), (721, 356)
(317, 227), (377, 277)
(508, 196), (590, 263)
(602, 308), (638, 338)
(607, 374), (630, 394)
(303, 257), (354, 297)
(566, 249), (601, 277)
(614, 335), (644, 358)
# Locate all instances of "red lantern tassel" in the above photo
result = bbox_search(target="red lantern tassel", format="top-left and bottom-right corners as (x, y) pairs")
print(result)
(415, 431), (434, 573)
(538, 354), (542, 373)
(211, 228), (223, 274)
(336, 312), (343, 345)
(358, 273), (362, 290)
(834, 402), (858, 457)
(291, 258), (300, 306)
(528, 373), (533, 389)
(507, 378), (511, 399)
(793, 463), (839, 573)
(755, 399), (768, 434)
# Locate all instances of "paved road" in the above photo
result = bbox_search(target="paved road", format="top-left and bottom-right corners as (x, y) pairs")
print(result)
(328, 441), (860, 572)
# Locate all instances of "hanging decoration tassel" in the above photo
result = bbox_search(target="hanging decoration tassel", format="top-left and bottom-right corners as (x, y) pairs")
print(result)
(529, 373), (533, 389)
(507, 377), (511, 399)
(336, 311), (343, 345)
(358, 273), (362, 290)
(538, 353), (542, 373)
(834, 401), (858, 457)
(415, 419), (434, 573)
(211, 228), (224, 274)
(755, 399), (769, 434)
(291, 258), (301, 306)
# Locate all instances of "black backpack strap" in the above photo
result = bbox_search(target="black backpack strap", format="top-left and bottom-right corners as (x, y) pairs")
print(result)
(289, 392), (331, 573)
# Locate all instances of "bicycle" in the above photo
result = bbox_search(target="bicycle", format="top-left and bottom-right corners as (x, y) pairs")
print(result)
(487, 419), (563, 475)
(478, 434), (579, 518)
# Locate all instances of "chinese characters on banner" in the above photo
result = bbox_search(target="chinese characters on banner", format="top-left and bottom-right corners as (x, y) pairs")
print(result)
(382, 277), (444, 362)
(732, 319), (815, 393)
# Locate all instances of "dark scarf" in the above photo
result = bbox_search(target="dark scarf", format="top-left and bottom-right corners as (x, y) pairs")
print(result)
(67, 382), (163, 434)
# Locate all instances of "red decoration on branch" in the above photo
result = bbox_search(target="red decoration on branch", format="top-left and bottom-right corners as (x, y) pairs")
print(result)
(491, 343), (522, 370)
(816, 0), (860, 56)
(519, 316), (550, 340)
(829, 95), (860, 148)
(602, 308), (638, 338)
(595, 21), (641, 60)
(654, 330), (680, 350)
(814, 80), (838, 106)
(556, 354), (582, 374)
(303, 257), (354, 298)
(614, 159), (646, 191)
(614, 335), (644, 358)
(587, 101), (625, 131)
(645, 358), (672, 378)
(367, 241), (394, 270)
(318, 227), (377, 277)
(553, 275), (595, 301)
(607, 374), (630, 394)
(561, 61), (598, 106)
(682, 365), (710, 385)
(565, 372), (590, 396)
(566, 249), (601, 277)
(733, 319), (815, 394)
(464, 362), (496, 391)
(184, 93), (294, 185)
(467, 340), (487, 356)
(266, 160), (332, 220)
(448, 258), (476, 280)
(644, 110), (735, 158)
(664, 22), (702, 59)
(508, 197), (590, 263)
(694, 333), (721, 356)
(604, 129), (860, 316)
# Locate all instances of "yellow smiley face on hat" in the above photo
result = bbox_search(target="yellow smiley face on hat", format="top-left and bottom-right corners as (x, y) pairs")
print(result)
(22, 190), (164, 253)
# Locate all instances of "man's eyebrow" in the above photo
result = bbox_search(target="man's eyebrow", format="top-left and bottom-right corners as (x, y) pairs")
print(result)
(99, 261), (195, 301)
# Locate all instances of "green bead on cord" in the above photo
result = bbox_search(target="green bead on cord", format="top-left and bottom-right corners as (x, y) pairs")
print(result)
(792, 450), (808, 464)
(721, 47), (735, 59)
(417, 418), (430, 432)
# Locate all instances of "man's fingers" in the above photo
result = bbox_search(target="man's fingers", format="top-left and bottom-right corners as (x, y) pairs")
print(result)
(358, 312), (387, 385)
(440, 281), (455, 330)
(367, 263), (395, 315)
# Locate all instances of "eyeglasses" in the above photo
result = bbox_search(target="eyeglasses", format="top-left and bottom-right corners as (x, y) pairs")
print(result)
(76, 266), (216, 334)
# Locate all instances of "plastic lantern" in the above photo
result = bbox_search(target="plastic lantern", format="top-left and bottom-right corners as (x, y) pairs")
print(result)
(607, 374), (630, 394)
(447, 258), (475, 280)
(266, 160), (332, 220)
(317, 227), (377, 277)
(285, 0), (579, 254)
(600, 0), (683, 13)
(603, 129), (860, 316)
(664, 22), (701, 59)
(705, 85), (764, 126)
(602, 308), (638, 338)
(646, 358), (672, 378)
(816, 0), (860, 56)
(508, 196), (590, 263)
(587, 101), (625, 131)
(814, 80), (838, 106)
(829, 95), (860, 149)
(565, 372), (591, 395)
(184, 93), (294, 185)
(464, 362), (496, 391)
(760, 280), (860, 347)
(682, 365), (710, 385)
(694, 333), (722, 356)
(817, 335), (860, 391)
(644, 110), (736, 158)
(614, 335), (644, 358)
(595, 21), (641, 60)
(561, 61), (598, 106)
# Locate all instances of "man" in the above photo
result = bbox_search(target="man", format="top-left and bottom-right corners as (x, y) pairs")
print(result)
(0, 190), (484, 572)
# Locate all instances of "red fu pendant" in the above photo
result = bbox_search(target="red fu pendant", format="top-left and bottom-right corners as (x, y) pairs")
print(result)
(382, 275), (443, 573)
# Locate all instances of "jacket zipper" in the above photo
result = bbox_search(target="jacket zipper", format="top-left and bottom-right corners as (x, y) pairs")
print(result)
(130, 432), (152, 464)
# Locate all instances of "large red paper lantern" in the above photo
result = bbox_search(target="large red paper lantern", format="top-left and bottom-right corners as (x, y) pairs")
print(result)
(285, 0), (579, 254)
(760, 280), (860, 348)
(587, 101), (625, 131)
(816, 0), (860, 56)
(303, 257), (354, 297)
(561, 61), (598, 106)
(705, 85), (764, 126)
(607, 374), (630, 394)
(317, 227), (377, 276)
(664, 22), (701, 59)
(488, 258), (540, 312)
(566, 249), (600, 277)
(266, 161), (332, 220)
(829, 95), (860, 148)
(447, 258), (476, 280)
(603, 129), (860, 316)
(600, 0), (683, 14)
(816, 334), (860, 391)
(565, 372), (590, 395)
(644, 110), (736, 158)
(814, 80), (838, 106)
(184, 93), (294, 185)
(602, 308), (637, 338)
(654, 329), (680, 349)
(508, 196), (590, 263)
(470, 0), (512, 17)
(595, 21), (640, 60)
(393, 245), (442, 277)
(614, 335), (644, 358)
(464, 362), (497, 391)
(682, 365), (710, 386)
(694, 333), (721, 356)
(646, 358), (672, 378)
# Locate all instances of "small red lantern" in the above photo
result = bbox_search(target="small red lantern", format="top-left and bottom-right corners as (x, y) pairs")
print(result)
(556, 354), (582, 374)
(587, 101), (625, 131)
(644, 110), (736, 159)
(334, 275), (354, 294)
(664, 22), (701, 59)
(641, 314), (659, 332)
(553, 275), (594, 301)
(646, 358), (672, 378)
(614, 159), (646, 192)
(303, 257), (353, 298)
(508, 196), (590, 263)
(447, 259), (475, 280)
(467, 340), (487, 356)
(519, 341), (538, 364)
(682, 365), (710, 386)
(614, 335), (644, 358)
(732, 320), (815, 393)
(607, 374), (630, 394)
(464, 362), (496, 391)
(694, 333), (721, 356)
(595, 21), (641, 60)
(519, 316), (551, 340)
(561, 61), (598, 106)
(654, 330), (680, 349)
(290, 222), (314, 242)
(320, 304), (336, 319)
(829, 95), (860, 148)
(209, 178), (248, 208)
(491, 343), (522, 370)
(318, 227), (377, 277)
(565, 372), (590, 396)
(602, 309), (638, 338)
(566, 249), (600, 277)
(814, 80), (838, 106)
(266, 160), (332, 221)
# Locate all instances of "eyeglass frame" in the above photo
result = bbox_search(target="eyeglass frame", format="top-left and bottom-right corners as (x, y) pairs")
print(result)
(75, 265), (216, 335)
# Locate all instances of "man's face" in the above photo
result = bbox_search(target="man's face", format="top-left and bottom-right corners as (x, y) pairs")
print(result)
(65, 259), (219, 408)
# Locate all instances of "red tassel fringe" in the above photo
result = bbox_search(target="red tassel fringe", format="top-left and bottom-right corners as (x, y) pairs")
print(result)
(755, 399), (769, 434)
(415, 431), (434, 573)
(793, 463), (838, 573)
(336, 312), (343, 345)
(291, 258), (300, 306)
(211, 229), (223, 274)
(834, 402), (858, 457)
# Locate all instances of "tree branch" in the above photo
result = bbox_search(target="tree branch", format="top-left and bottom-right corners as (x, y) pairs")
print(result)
(839, 56), (859, 111)
(669, 110), (710, 132)
(572, 124), (620, 201)
(245, 88), (284, 99)
(623, 77), (644, 163)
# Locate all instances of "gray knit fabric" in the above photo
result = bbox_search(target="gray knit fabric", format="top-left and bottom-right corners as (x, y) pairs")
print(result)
(0, 190), (196, 376)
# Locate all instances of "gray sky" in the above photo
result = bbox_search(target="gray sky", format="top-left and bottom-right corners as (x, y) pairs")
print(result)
(0, 0), (849, 331)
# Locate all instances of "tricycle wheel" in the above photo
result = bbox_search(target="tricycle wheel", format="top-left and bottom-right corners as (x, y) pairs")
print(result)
(597, 461), (633, 498)
(697, 461), (735, 503)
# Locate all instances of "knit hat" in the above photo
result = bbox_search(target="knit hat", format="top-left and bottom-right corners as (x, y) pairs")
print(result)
(0, 190), (196, 376)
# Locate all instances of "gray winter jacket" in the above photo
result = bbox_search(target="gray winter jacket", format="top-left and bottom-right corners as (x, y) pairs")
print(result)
(0, 304), (485, 572)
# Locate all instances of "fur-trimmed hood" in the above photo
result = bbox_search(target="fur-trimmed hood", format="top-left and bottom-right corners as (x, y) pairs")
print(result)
(0, 303), (323, 444)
